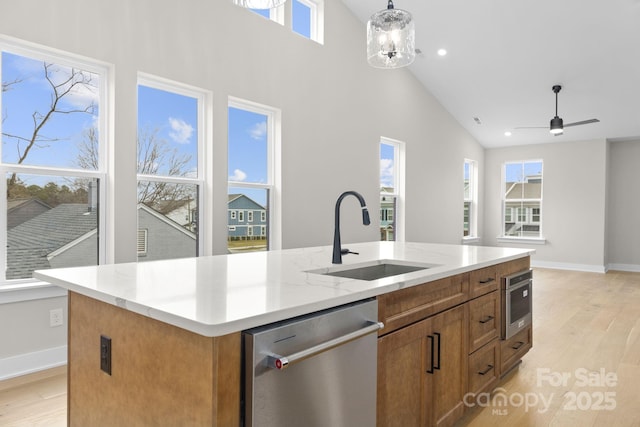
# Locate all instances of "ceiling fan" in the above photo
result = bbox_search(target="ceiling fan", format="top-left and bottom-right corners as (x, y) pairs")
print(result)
(515, 85), (600, 136)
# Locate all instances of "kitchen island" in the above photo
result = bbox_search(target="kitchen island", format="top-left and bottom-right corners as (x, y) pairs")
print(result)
(35, 241), (533, 426)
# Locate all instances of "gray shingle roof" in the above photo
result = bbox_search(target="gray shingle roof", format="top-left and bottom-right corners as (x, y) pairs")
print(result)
(7, 204), (97, 280)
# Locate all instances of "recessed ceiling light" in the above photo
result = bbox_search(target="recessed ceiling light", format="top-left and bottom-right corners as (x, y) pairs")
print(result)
(437, 48), (447, 56)
(504, 131), (512, 137)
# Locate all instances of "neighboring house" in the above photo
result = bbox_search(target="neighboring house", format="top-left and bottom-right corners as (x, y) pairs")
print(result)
(504, 176), (542, 237)
(6, 204), (98, 280)
(7, 198), (51, 229)
(154, 198), (197, 233)
(137, 204), (197, 260)
(6, 202), (196, 280)
(228, 194), (267, 240)
(380, 187), (395, 241)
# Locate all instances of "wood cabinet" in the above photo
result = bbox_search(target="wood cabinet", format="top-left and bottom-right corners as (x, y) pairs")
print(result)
(377, 257), (532, 427)
(377, 305), (467, 427)
(500, 325), (533, 376)
(67, 292), (241, 427)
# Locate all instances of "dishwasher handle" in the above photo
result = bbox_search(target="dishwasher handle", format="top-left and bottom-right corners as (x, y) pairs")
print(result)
(265, 321), (384, 370)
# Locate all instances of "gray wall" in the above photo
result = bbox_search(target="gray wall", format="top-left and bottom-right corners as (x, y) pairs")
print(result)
(484, 139), (609, 272)
(0, 0), (483, 376)
(608, 139), (640, 270)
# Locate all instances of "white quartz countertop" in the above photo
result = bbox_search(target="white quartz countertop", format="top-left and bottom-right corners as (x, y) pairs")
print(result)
(34, 242), (533, 337)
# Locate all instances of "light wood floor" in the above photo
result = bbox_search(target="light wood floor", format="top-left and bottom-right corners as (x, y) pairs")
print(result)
(1, 268), (639, 426)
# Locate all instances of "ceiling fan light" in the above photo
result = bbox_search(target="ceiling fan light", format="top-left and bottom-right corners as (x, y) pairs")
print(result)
(232, 0), (286, 9)
(367, 0), (416, 69)
(550, 116), (563, 134)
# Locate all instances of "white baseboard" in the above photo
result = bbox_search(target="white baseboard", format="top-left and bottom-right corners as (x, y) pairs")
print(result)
(0, 345), (67, 381)
(531, 260), (607, 273)
(607, 263), (640, 273)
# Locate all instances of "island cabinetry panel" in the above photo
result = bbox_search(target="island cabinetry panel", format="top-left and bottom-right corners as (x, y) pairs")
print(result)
(467, 339), (499, 399)
(67, 292), (241, 427)
(468, 290), (500, 354)
(469, 265), (498, 299)
(377, 273), (469, 335)
(500, 325), (533, 376)
(377, 304), (468, 427)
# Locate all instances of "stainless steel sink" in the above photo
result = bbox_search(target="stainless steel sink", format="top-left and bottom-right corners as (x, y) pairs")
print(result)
(310, 260), (435, 281)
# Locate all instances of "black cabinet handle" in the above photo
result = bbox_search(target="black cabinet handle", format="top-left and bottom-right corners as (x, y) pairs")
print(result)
(434, 332), (441, 370)
(511, 341), (524, 350)
(479, 315), (495, 324)
(426, 335), (435, 374)
(478, 364), (494, 376)
(479, 277), (495, 284)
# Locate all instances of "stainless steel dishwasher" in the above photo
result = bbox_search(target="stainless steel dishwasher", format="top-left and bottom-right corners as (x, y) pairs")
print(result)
(243, 298), (383, 427)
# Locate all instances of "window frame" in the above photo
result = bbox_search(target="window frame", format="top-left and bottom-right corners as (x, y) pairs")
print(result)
(228, 97), (281, 251)
(0, 37), (110, 290)
(136, 73), (211, 259)
(379, 137), (405, 242)
(292, 0), (324, 44)
(499, 159), (546, 244)
(463, 159), (478, 241)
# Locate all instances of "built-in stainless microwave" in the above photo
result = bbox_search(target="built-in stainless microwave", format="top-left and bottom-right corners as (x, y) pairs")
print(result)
(502, 269), (532, 339)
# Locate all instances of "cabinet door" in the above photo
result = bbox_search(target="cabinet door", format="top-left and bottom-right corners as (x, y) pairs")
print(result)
(377, 318), (430, 427)
(468, 291), (500, 353)
(425, 305), (468, 427)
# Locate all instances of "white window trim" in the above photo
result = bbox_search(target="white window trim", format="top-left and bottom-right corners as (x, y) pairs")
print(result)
(0, 36), (111, 293)
(463, 159), (478, 240)
(380, 137), (405, 242)
(137, 73), (212, 257)
(292, 0), (324, 44)
(501, 160), (545, 241)
(228, 97), (282, 250)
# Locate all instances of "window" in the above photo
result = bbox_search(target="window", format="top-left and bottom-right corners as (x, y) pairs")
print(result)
(230, 210), (237, 220)
(380, 138), (405, 242)
(228, 98), (280, 253)
(239, 0), (324, 44)
(464, 159), (478, 239)
(502, 160), (544, 239)
(137, 74), (206, 261)
(293, 0), (324, 43)
(1, 41), (107, 284)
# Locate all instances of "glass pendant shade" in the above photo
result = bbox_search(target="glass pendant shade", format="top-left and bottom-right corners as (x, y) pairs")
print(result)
(232, 0), (286, 9)
(367, 0), (415, 69)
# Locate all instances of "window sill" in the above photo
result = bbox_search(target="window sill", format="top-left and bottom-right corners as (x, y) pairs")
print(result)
(0, 281), (67, 304)
(497, 236), (547, 245)
(462, 237), (481, 244)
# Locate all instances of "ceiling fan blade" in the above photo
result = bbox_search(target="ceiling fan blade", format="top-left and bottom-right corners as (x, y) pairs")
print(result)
(564, 119), (600, 128)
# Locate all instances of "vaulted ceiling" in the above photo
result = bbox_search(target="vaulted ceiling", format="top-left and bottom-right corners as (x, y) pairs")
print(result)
(341, 0), (640, 148)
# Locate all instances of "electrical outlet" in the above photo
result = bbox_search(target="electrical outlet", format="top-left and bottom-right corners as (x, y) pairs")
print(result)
(49, 308), (63, 327)
(101, 335), (112, 375)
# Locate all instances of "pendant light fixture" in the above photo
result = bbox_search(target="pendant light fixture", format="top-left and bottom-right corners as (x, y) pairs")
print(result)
(367, 0), (416, 69)
(232, 0), (286, 9)
(549, 85), (564, 135)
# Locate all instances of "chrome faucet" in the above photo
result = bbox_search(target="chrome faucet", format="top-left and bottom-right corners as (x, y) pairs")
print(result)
(333, 191), (371, 264)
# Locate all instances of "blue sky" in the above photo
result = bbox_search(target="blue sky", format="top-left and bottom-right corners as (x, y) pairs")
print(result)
(1, 51), (99, 169)
(380, 143), (394, 188)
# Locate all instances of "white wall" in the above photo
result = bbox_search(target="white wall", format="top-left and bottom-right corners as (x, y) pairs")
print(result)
(484, 139), (609, 272)
(608, 139), (640, 271)
(0, 0), (483, 377)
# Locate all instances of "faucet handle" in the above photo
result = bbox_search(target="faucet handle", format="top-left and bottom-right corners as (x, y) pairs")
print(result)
(341, 248), (359, 256)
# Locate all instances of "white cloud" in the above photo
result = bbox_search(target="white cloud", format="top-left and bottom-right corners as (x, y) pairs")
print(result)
(229, 169), (247, 181)
(168, 117), (194, 144)
(380, 158), (394, 187)
(249, 121), (267, 140)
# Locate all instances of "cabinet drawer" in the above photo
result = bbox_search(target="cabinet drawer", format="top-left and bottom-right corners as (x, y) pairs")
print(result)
(500, 325), (532, 376)
(378, 273), (469, 335)
(468, 291), (500, 353)
(469, 265), (498, 298)
(468, 340), (498, 397)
